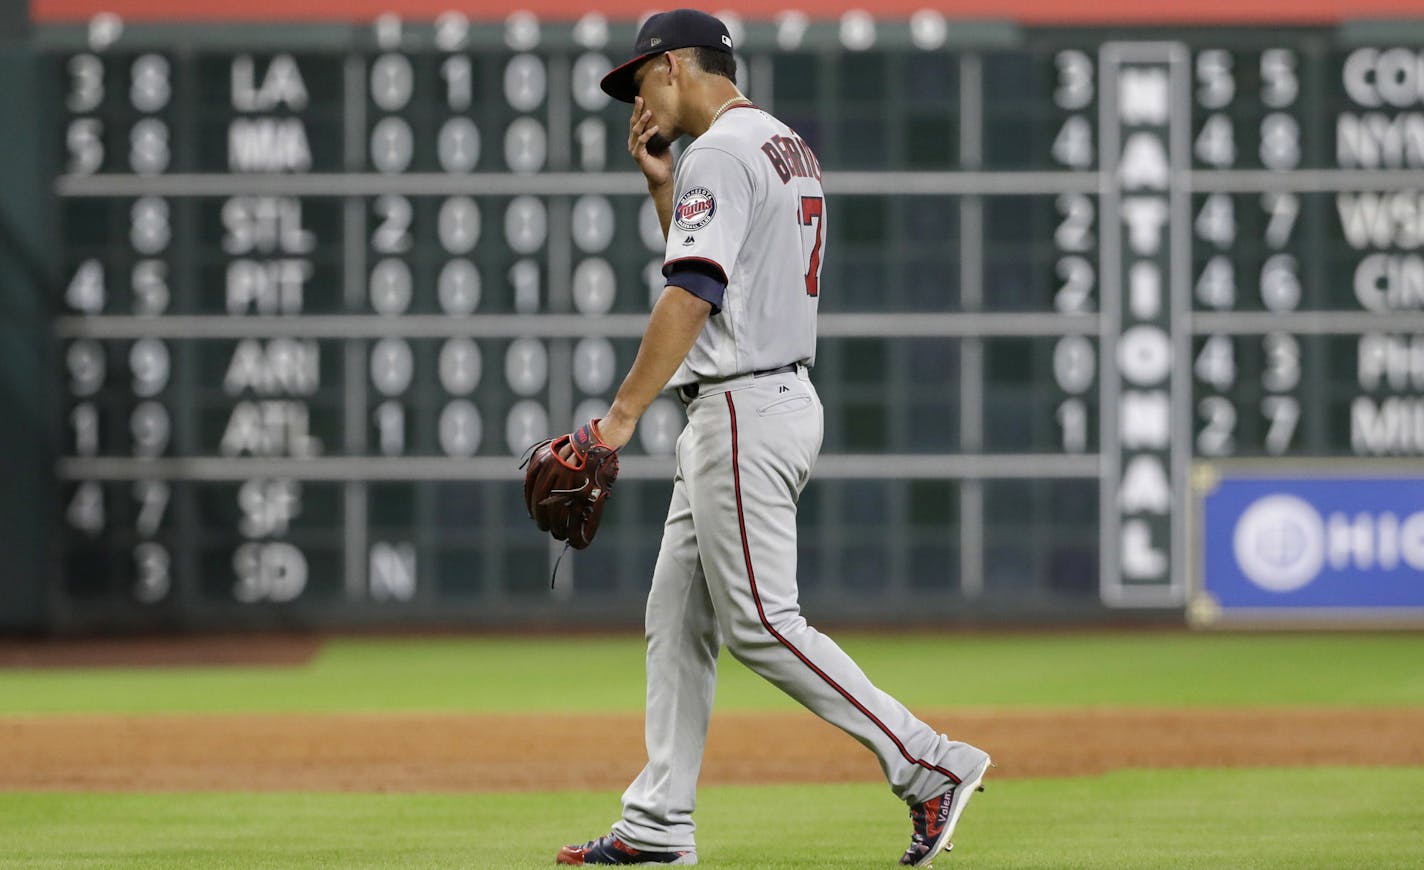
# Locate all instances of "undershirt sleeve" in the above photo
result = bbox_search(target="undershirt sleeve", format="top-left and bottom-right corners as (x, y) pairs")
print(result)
(663, 260), (727, 314)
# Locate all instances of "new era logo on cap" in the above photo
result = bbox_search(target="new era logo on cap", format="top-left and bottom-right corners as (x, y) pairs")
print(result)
(722, 34), (732, 47)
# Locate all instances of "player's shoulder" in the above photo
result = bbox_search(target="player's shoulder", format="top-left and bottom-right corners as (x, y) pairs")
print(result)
(693, 106), (823, 191)
(679, 139), (755, 184)
(696, 105), (789, 153)
(681, 107), (792, 181)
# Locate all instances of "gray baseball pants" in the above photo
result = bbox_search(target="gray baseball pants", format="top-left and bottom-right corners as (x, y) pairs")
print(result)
(611, 367), (988, 853)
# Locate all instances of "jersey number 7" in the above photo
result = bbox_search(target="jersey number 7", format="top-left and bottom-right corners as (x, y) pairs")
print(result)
(799, 195), (825, 297)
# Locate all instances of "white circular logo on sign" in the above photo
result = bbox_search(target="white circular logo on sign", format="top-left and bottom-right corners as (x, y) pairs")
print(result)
(1232, 494), (1325, 593)
(674, 187), (716, 232)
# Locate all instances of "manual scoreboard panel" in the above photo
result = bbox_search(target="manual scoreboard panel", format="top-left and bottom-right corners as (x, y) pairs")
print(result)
(35, 7), (1424, 628)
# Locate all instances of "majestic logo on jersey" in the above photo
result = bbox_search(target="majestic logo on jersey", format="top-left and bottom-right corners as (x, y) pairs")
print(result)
(674, 188), (717, 232)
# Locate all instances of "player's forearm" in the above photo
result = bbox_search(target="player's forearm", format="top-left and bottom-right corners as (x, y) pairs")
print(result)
(604, 286), (710, 436)
(650, 179), (675, 240)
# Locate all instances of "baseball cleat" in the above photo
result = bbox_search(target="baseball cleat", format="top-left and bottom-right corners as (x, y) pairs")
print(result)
(556, 833), (697, 865)
(898, 756), (992, 866)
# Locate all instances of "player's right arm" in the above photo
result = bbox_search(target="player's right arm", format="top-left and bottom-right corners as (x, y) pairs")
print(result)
(630, 96), (675, 240)
(565, 105), (697, 456)
(597, 286), (712, 451)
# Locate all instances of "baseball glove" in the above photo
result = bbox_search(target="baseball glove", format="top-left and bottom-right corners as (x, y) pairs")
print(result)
(521, 418), (620, 550)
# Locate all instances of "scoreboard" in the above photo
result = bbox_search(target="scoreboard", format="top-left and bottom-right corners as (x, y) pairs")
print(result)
(23, 3), (1424, 629)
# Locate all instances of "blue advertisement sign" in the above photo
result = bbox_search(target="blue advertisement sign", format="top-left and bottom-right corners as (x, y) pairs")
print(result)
(1195, 470), (1424, 623)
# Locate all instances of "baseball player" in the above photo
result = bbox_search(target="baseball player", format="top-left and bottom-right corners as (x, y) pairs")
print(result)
(555, 10), (991, 866)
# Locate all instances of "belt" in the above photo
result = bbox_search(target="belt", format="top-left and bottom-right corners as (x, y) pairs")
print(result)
(678, 363), (799, 401)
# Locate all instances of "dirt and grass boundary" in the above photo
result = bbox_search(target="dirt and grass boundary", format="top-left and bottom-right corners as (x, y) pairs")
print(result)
(3, 633), (1421, 793)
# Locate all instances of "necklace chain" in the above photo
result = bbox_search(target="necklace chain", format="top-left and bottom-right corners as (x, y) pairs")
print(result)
(710, 95), (750, 127)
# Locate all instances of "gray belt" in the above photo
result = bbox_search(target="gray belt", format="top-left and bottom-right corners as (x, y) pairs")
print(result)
(678, 363), (799, 402)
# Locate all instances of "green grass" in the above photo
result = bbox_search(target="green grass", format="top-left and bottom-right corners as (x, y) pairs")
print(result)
(2, 768), (1420, 868)
(1, 632), (1422, 715)
(3, 635), (1420, 866)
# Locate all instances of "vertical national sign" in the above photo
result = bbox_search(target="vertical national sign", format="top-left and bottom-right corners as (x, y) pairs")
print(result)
(1099, 44), (1190, 605)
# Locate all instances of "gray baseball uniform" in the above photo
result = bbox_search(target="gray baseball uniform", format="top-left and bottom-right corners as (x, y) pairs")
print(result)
(611, 105), (989, 856)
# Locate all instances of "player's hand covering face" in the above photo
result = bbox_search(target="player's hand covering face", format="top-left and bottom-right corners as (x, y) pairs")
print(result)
(631, 59), (676, 174)
(630, 95), (675, 185)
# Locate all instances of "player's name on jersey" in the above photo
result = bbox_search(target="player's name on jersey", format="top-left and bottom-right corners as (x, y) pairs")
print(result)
(761, 133), (822, 184)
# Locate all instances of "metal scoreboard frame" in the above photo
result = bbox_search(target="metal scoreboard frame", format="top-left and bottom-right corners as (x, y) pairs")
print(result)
(13, 1), (1424, 630)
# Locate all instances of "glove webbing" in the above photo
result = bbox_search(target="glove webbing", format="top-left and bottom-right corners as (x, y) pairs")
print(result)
(519, 444), (576, 591)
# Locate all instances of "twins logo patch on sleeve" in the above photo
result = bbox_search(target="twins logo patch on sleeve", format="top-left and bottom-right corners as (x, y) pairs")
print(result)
(674, 187), (717, 232)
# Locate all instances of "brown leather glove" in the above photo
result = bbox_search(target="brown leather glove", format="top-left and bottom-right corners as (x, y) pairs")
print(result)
(521, 418), (620, 550)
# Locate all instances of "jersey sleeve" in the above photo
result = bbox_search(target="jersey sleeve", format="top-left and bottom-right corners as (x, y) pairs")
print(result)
(662, 146), (755, 288)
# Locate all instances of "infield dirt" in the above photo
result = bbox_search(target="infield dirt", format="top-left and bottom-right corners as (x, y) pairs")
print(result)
(3, 707), (1423, 792)
(4, 634), (1421, 792)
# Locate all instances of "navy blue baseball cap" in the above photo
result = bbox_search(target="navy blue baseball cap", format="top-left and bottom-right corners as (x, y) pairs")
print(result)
(600, 9), (734, 103)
